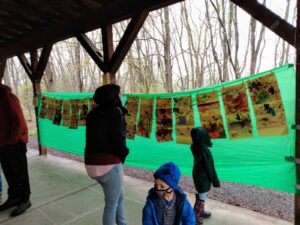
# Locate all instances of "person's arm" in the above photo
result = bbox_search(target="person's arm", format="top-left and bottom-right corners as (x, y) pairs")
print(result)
(182, 198), (196, 225)
(109, 107), (129, 163)
(6, 94), (22, 145)
(203, 151), (220, 187)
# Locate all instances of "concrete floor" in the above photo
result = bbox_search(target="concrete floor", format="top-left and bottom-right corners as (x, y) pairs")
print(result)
(0, 149), (292, 225)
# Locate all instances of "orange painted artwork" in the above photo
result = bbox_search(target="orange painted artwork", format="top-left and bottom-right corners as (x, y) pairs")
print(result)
(61, 100), (71, 127)
(137, 98), (154, 138)
(196, 91), (226, 139)
(174, 96), (194, 144)
(247, 73), (288, 136)
(39, 96), (50, 119)
(222, 83), (253, 139)
(156, 98), (173, 142)
(69, 99), (79, 129)
(52, 99), (63, 126)
(45, 97), (56, 121)
(125, 97), (139, 139)
(78, 99), (89, 126)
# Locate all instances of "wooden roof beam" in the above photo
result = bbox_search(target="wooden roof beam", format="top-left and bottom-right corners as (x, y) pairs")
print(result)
(101, 24), (114, 73)
(18, 44), (53, 82)
(0, 0), (183, 59)
(76, 33), (107, 72)
(110, 10), (149, 75)
(230, 0), (296, 46)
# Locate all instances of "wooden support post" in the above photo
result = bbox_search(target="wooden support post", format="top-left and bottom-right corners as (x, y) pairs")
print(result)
(18, 45), (52, 155)
(29, 50), (46, 155)
(32, 79), (47, 155)
(295, 1), (300, 224)
(102, 72), (111, 85)
(102, 25), (115, 83)
(0, 59), (6, 83)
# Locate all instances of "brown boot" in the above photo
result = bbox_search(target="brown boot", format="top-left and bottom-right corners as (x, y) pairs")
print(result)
(194, 199), (204, 224)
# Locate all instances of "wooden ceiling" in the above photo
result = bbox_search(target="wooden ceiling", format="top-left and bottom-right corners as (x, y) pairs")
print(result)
(0, 0), (183, 59)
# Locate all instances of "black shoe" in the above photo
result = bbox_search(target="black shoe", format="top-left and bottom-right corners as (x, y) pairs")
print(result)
(0, 197), (20, 211)
(10, 200), (31, 217)
(203, 210), (212, 218)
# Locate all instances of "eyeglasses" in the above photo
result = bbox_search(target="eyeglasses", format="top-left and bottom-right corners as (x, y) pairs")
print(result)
(154, 186), (173, 194)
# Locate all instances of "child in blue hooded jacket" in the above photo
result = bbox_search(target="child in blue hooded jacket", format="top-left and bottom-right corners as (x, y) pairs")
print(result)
(142, 162), (195, 225)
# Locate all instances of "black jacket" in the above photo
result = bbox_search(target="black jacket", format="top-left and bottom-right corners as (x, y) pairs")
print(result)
(190, 127), (220, 193)
(85, 103), (129, 164)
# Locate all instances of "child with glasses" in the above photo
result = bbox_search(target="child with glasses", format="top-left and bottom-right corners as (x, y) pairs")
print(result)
(142, 162), (195, 225)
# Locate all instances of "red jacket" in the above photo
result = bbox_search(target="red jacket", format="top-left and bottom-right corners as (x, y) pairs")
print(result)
(0, 84), (28, 147)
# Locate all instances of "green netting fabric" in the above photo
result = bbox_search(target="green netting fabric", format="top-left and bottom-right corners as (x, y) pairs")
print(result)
(38, 64), (296, 193)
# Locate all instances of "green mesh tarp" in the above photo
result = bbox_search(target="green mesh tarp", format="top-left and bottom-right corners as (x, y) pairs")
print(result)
(38, 64), (296, 193)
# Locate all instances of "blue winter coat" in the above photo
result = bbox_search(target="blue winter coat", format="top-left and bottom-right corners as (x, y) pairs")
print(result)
(142, 188), (196, 225)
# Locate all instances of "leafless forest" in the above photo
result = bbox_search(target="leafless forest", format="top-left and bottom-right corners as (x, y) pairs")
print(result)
(1, 0), (296, 120)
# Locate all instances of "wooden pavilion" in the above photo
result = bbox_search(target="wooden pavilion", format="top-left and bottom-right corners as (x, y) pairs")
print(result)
(0, 0), (299, 223)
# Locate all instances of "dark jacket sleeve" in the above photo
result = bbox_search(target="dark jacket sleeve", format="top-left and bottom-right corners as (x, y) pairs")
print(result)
(6, 94), (22, 145)
(203, 150), (220, 188)
(109, 107), (129, 163)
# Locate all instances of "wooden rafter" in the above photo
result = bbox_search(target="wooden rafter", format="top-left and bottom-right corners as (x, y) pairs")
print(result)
(17, 54), (32, 78)
(76, 34), (106, 72)
(101, 24), (114, 72)
(18, 45), (53, 83)
(110, 10), (149, 75)
(78, 10), (149, 82)
(0, 0), (183, 59)
(230, 0), (295, 46)
(35, 44), (53, 80)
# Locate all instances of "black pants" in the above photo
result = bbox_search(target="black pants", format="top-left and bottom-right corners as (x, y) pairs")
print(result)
(0, 142), (31, 202)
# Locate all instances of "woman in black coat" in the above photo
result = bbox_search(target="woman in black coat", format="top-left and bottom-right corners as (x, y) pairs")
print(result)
(85, 84), (129, 225)
(190, 127), (220, 224)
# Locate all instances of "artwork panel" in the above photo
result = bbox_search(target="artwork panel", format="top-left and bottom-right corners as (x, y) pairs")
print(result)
(137, 98), (154, 138)
(69, 115), (79, 129)
(174, 96), (194, 143)
(156, 98), (173, 142)
(197, 92), (226, 138)
(78, 99), (89, 126)
(222, 83), (253, 139)
(52, 100), (63, 126)
(125, 97), (139, 139)
(247, 73), (288, 136)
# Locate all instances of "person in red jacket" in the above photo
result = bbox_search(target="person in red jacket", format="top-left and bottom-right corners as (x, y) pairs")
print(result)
(0, 84), (31, 217)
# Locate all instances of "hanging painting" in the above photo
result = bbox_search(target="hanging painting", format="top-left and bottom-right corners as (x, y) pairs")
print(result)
(69, 99), (79, 129)
(52, 99), (63, 125)
(196, 91), (226, 138)
(61, 100), (71, 127)
(39, 96), (49, 119)
(78, 98), (89, 126)
(222, 83), (253, 139)
(125, 97), (139, 139)
(45, 98), (56, 121)
(137, 98), (154, 138)
(247, 73), (288, 136)
(174, 96), (194, 144)
(156, 98), (173, 142)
